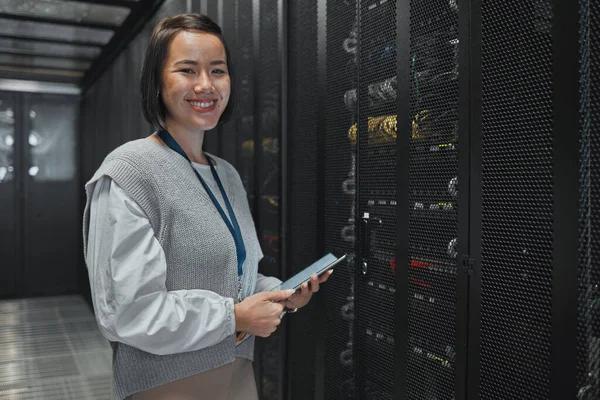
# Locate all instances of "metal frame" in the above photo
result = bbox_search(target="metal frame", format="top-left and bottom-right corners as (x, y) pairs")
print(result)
(217, 0), (224, 27)
(353, 0), (362, 395)
(0, 90), (22, 298)
(0, 62), (85, 76)
(455, 0), (476, 399)
(312, 1), (328, 398)
(467, 0), (482, 398)
(395, 0), (410, 398)
(81, 0), (166, 91)
(16, 91), (24, 298)
(0, 79), (80, 95)
(551, 0), (580, 397)
(0, 13), (119, 31)
(251, 0), (261, 238)
(278, 0), (290, 399)
(0, 51), (94, 62)
(0, 65), (84, 78)
(251, 0), (262, 393)
(69, 0), (138, 7)
(0, 34), (104, 50)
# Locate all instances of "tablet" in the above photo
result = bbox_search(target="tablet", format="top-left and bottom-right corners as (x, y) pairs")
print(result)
(274, 253), (347, 292)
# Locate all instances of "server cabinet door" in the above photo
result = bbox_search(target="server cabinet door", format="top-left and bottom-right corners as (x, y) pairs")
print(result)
(236, 0), (256, 204)
(355, 1), (398, 398)
(577, 1), (600, 398)
(0, 92), (20, 297)
(255, 1), (285, 399)
(321, 0), (360, 398)
(22, 94), (79, 297)
(479, 1), (554, 399)
(404, 0), (460, 399)
(218, 0), (239, 167)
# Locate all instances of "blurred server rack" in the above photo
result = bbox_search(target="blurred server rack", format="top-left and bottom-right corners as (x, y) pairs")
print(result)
(199, 0), (287, 398)
(577, 0), (600, 399)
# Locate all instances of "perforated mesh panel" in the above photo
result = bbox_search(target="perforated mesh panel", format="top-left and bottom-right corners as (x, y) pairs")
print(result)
(577, 1), (600, 399)
(480, 1), (554, 399)
(323, 0), (358, 399)
(288, 0), (320, 399)
(356, 1), (396, 398)
(202, 0), (221, 156)
(255, 2), (282, 399)
(220, 0), (238, 167)
(407, 1), (458, 399)
(236, 0), (255, 202)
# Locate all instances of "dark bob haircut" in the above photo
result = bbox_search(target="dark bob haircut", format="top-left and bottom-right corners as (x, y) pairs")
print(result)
(140, 13), (236, 130)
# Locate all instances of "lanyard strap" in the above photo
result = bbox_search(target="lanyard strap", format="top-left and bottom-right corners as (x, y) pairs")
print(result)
(158, 130), (246, 278)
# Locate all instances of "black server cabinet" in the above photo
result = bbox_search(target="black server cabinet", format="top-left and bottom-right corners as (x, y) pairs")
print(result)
(255, 1), (285, 399)
(205, 1), (600, 399)
(291, 0), (462, 399)
(403, 0), (461, 399)
(201, 1), (287, 398)
(0, 92), (20, 297)
(355, 0), (398, 398)
(478, 0), (556, 398)
(473, 0), (581, 399)
(0, 92), (80, 299)
(577, 1), (600, 399)
(288, 0), (322, 399)
(322, 0), (359, 398)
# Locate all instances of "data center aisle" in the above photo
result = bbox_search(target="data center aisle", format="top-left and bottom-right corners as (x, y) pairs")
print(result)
(0, 296), (112, 399)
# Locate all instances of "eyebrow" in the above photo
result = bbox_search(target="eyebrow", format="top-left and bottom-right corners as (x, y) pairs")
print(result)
(173, 59), (227, 66)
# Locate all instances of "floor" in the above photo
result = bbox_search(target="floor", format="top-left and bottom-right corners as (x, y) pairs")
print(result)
(0, 295), (113, 399)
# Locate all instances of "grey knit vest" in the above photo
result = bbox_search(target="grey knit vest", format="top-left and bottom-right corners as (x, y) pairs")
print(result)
(82, 139), (260, 399)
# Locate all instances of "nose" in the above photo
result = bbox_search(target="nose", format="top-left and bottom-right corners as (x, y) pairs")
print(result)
(194, 71), (214, 93)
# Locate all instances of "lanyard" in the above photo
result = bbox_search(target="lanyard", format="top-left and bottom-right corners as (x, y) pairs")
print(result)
(158, 130), (246, 279)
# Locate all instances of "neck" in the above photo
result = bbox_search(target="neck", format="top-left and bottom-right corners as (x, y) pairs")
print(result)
(163, 118), (207, 164)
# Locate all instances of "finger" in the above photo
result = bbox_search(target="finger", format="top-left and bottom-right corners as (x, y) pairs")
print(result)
(301, 282), (309, 295)
(319, 269), (334, 283)
(272, 302), (286, 313)
(263, 289), (296, 302)
(310, 274), (320, 292)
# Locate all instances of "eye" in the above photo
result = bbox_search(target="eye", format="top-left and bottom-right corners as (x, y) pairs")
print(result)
(179, 68), (195, 74)
(212, 68), (227, 75)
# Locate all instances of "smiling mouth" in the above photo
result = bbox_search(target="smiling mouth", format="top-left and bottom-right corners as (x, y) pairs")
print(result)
(187, 99), (217, 113)
(187, 100), (216, 108)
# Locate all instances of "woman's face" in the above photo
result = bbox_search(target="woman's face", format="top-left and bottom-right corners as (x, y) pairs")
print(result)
(161, 30), (230, 133)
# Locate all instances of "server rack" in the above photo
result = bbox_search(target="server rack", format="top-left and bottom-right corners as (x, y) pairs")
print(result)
(355, 0), (398, 398)
(576, 1), (600, 399)
(287, 0), (322, 399)
(206, 0), (599, 399)
(405, 1), (461, 399)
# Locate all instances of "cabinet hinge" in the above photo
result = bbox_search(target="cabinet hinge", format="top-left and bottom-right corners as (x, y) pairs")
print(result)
(461, 256), (475, 276)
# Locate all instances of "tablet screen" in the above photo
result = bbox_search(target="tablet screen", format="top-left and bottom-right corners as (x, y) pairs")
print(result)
(276, 253), (346, 291)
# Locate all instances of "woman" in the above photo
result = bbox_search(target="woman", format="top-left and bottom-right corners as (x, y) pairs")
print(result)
(83, 13), (332, 400)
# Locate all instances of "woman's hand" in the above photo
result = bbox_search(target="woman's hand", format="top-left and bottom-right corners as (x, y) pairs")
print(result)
(234, 289), (295, 337)
(284, 270), (334, 311)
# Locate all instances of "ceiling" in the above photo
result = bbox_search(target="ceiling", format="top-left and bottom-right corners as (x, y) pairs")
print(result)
(0, 0), (164, 90)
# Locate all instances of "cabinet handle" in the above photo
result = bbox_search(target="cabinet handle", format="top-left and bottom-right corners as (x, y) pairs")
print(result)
(361, 213), (370, 276)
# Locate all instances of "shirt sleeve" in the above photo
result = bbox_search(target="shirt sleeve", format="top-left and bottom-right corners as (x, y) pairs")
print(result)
(86, 176), (236, 356)
(255, 273), (283, 293)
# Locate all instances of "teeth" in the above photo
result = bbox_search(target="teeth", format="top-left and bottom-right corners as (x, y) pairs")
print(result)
(189, 100), (215, 108)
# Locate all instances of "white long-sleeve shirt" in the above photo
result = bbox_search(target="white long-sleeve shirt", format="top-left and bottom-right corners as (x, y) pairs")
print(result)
(86, 161), (281, 355)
